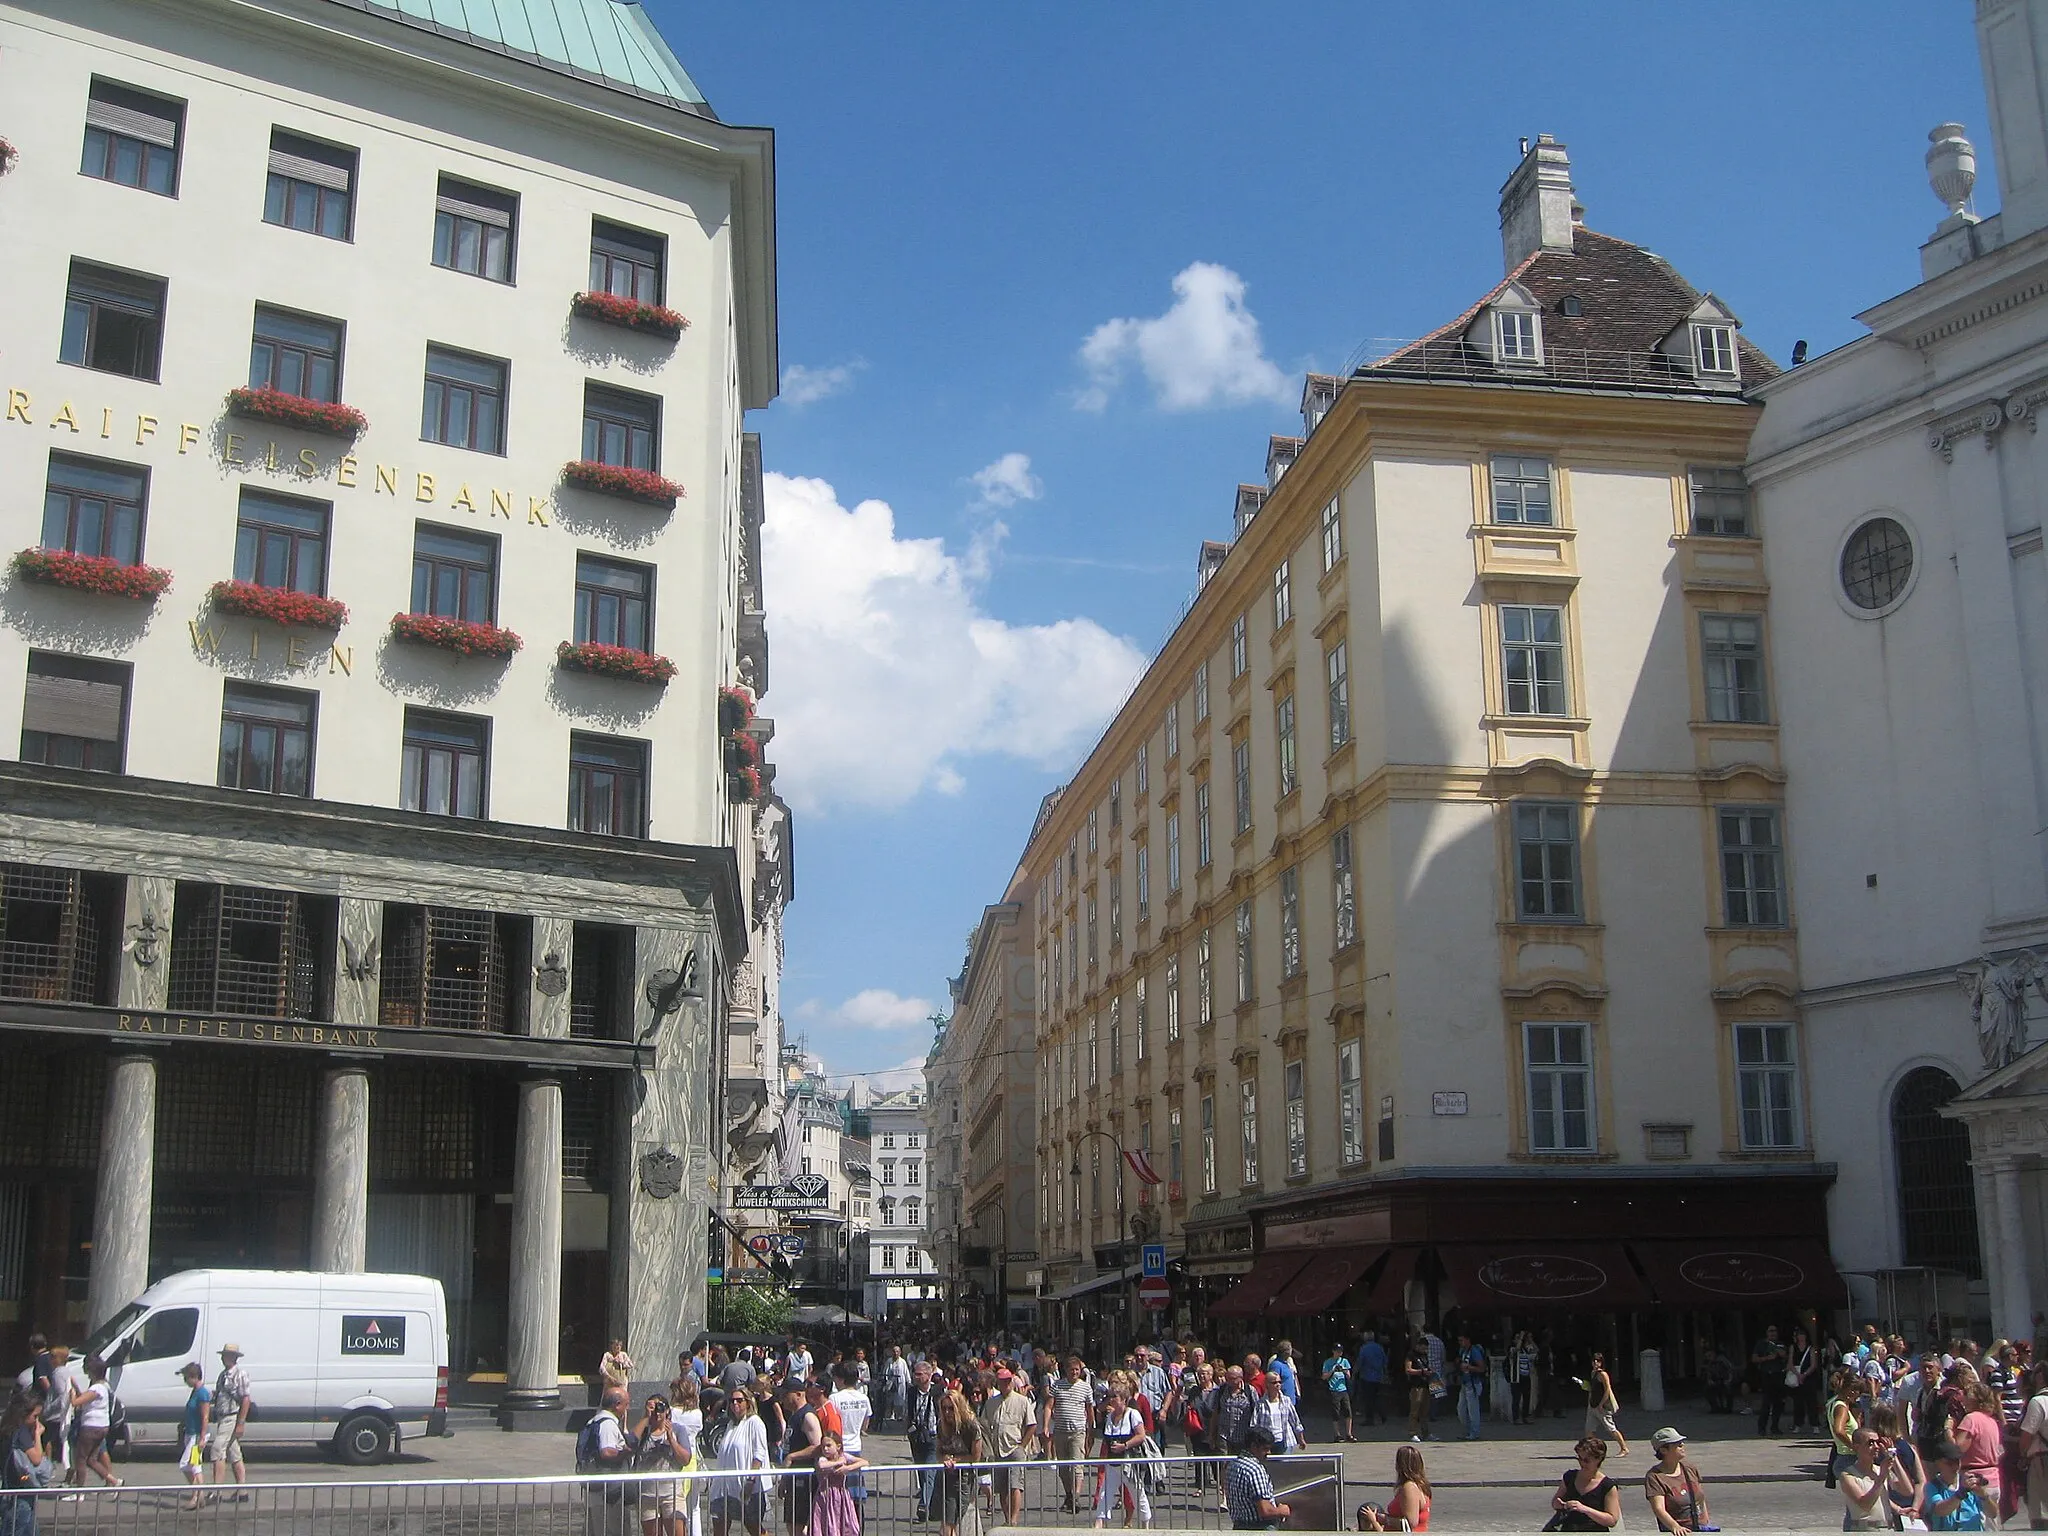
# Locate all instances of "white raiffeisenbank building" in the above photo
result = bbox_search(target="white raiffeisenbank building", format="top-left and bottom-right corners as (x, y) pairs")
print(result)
(0, 0), (784, 1424)
(1749, 0), (2048, 1350)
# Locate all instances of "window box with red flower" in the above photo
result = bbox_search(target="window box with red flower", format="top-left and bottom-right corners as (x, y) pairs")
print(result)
(727, 765), (764, 805)
(722, 731), (762, 776)
(570, 291), (689, 341)
(209, 579), (348, 629)
(556, 640), (676, 685)
(226, 387), (368, 438)
(561, 460), (682, 510)
(389, 611), (522, 660)
(718, 685), (756, 734)
(12, 548), (170, 601)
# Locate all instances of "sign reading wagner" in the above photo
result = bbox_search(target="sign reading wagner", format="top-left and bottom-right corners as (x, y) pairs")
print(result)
(341, 1314), (407, 1356)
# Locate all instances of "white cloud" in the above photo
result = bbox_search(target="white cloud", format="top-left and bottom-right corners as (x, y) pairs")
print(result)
(833, 989), (938, 1030)
(780, 361), (863, 407)
(1075, 261), (1293, 413)
(833, 1054), (931, 1095)
(967, 452), (1043, 511)
(761, 472), (1147, 813)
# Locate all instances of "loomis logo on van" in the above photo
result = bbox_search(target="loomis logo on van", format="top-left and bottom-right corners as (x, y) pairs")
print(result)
(341, 1315), (407, 1355)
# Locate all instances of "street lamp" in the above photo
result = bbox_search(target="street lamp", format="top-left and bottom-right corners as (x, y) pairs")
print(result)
(975, 1197), (1011, 1332)
(1069, 1127), (1130, 1363)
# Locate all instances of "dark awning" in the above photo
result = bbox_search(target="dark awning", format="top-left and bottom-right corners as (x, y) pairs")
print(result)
(1438, 1242), (1649, 1311)
(1364, 1247), (1420, 1313)
(1630, 1240), (1849, 1309)
(1268, 1246), (1387, 1316)
(1207, 1250), (1313, 1318)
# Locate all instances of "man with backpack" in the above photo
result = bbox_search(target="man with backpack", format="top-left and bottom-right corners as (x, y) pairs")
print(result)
(1213, 1365), (1259, 1455)
(576, 1386), (632, 1536)
(1455, 1333), (1487, 1442)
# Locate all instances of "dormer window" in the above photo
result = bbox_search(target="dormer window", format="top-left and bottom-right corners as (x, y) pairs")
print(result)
(1473, 282), (1544, 369)
(1694, 324), (1737, 376)
(1498, 310), (1540, 361)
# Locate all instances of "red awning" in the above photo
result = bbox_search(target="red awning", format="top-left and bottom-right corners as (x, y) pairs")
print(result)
(1438, 1243), (1650, 1311)
(1206, 1250), (1313, 1318)
(1267, 1246), (1387, 1316)
(1630, 1240), (1849, 1309)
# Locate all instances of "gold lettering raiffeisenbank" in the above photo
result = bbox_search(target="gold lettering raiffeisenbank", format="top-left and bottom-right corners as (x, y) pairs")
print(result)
(3, 389), (550, 528)
(117, 1012), (381, 1049)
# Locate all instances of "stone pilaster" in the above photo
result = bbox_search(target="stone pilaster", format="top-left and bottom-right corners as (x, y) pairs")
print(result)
(1990, 1156), (2036, 1344)
(531, 916), (573, 1040)
(116, 876), (174, 1011)
(85, 1053), (157, 1331)
(334, 898), (383, 1027)
(310, 1065), (370, 1272)
(502, 1072), (564, 1420)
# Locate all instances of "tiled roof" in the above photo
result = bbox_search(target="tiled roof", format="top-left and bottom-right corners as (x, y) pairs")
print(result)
(330, 0), (710, 113)
(1372, 228), (1778, 394)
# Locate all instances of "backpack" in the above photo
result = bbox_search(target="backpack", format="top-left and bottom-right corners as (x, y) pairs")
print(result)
(697, 1410), (730, 1466)
(576, 1411), (629, 1504)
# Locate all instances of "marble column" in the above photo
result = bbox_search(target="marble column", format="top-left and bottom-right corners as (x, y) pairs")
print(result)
(503, 1072), (563, 1414)
(311, 1066), (370, 1272)
(1990, 1157), (2036, 1344)
(85, 1053), (157, 1332)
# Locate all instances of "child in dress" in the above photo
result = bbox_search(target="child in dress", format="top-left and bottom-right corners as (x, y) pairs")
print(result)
(809, 1430), (867, 1536)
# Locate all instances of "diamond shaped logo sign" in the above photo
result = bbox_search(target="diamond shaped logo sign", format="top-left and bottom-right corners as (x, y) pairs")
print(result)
(788, 1173), (829, 1202)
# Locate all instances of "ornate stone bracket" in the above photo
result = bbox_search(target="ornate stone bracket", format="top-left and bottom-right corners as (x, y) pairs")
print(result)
(1929, 400), (2008, 461)
(2005, 377), (2048, 433)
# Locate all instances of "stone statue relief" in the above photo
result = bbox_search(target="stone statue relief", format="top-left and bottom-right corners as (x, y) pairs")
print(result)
(1958, 951), (2042, 1070)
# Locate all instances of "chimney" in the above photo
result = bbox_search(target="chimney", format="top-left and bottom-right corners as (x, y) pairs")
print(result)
(1499, 133), (1577, 272)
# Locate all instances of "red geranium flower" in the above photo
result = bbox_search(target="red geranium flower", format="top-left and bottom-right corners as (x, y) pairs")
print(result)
(13, 548), (170, 601)
(209, 580), (348, 629)
(389, 612), (522, 659)
(556, 640), (678, 685)
(226, 387), (368, 437)
(562, 460), (683, 510)
(571, 291), (689, 340)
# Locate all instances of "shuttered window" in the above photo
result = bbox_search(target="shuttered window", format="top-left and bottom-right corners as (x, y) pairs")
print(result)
(81, 79), (182, 195)
(264, 131), (355, 241)
(21, 653), (129, 773)
(433, 177), (517, 282)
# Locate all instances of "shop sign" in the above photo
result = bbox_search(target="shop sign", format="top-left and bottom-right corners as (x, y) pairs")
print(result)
(341, 1315), (406, 1356)
(1476, 1252), (1610, 1301)
(1677, 1250), (1805, 1297)
(1431, 1091), (1468, 1116)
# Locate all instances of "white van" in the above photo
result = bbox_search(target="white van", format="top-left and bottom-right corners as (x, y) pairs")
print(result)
(86, 1269), (450, 1464)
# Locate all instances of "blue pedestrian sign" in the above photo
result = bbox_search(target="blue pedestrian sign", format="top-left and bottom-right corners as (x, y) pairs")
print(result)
(1141, 1243), (1166, 1278)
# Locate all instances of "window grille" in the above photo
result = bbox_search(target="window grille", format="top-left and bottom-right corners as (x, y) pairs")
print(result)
(561, 1074), (608, 1187)
(154, 1056), (314, 1178)
(378, 905), (514, 1032)
(369, 1065), (484, 1184)
(1891, 1067), (1981, 1278)
(0, 1048), (103, 1173)
(0, 864), (109, 1005)
(166, 884), (319, 1019)
(569, 925), (626, 1039)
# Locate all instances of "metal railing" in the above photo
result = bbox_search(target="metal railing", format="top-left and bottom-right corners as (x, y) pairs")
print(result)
(0, 1455), (1345, 1535)
(1361, 338), (1736, 395)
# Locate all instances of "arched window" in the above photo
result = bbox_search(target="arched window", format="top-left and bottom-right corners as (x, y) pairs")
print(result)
(1890, 1067), (1981, 1278)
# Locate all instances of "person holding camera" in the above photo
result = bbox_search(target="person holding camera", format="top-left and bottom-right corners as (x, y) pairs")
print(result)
(634, 1394), (691, 1536)
(1840, 1427), (1915, 1530)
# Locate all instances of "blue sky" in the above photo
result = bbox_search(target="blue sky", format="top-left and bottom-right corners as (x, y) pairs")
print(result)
(649, 2), (1991, 1081)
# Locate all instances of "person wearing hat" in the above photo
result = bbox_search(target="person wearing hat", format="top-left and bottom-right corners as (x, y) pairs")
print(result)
(208, 1344), (252, 1498)
(977, 1367), (1035, 1526)
(1225, 1426), (1289, 1531)
(1643, 1427), (1710, 1534)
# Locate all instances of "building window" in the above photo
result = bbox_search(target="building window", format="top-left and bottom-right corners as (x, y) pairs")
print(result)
(1230, 615), (1248, 678)
(1232, 740), (1252, 834)
(589, 219), (664, 304)
(235, 490), (328, 594)
(1496, 309), (1540, 361)
(1491, 456), (1553, 526)
(433, 176), (517, 282)
(568, 734), (647, 838)
(400, 707), (488, 819)
(1841, 517), (1915, 612)
(60, 262), (164, 380)
(21, 652), (129, 772)
(1088, 806), (1099, 852)
(1338, 1039), (1364, 1166)
(1272, 562), (1292, 629)
(881, 1134), (895, 1149)
(1196, 929), (1212, 1026)
(1194, 661), (1210, 721)
(1719, 808), (1785, 927)
(1066, 918), (1076, 988)
(1694, 324), (1737, 376)
(1524, 1021), (1594, 1153)
(1165, 700), (1180, 759)
(879, 1245), (895, 1271)
(249, 305), (343, 403)
(1276, 694), (1297, 796)
(421, 345), (507, 454)
(583, 383), (660, 471)
(1514, 802), (1580, 921)
(1234, 899), (1254, 1003)
(411, 525), (497, 623)
(1284, 1060), (1307, 1178)
(1279, 867), (1301, 979)
(1168, 1105), (1183, 1186)
(264, 131), (354, 239)
(1135, 845), (1149, 922)
(1890, 1067), (1981, 1278)
(1240, 1076), (1260, 1186)
(1327, 642), (1351, 750)
(574, 555), (653, 652)
(1108, 997), (1122, 1076)
(1165, 954), (1180, 1041)
(1195, 781), (1212, 868)
(1087, 1015), (1097, 1085)
(1321, 498), (1342, 572)
(1110, 779), (1121, 829)
(905, 1162), (920, 1186)
(1166, 813), (1181, 893)
(1500, 604), (1567, 716)
(1085, 894), (1097, 967)
(1332, 827), (1357, 949)
(1134, 975), (1148, 1059)
(1701, 613), (1768, 723)
(1109, 879), (1122, 950)
(81, 80), (182, 196)
(43, 455), (145, 565)
(1734, 1023), (1801, 1150)
(217, 682), (315, 797)
(1200, 1094), (1216, 1195)
(1688, 466), (1751, 537)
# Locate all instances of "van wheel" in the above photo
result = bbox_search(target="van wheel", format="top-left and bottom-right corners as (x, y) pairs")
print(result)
(334, 1415), (391, 1465)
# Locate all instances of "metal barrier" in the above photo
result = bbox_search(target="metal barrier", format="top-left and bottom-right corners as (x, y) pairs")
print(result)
(0, 1455), (1345, 1535)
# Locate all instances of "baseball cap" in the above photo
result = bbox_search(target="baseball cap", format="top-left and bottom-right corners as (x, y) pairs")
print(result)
(996, 1368), (1014, 1383)
(1650, 1426), (1686, 1448)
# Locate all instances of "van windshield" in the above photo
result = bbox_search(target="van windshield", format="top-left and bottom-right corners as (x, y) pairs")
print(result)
(84, 1302), (147, 1361)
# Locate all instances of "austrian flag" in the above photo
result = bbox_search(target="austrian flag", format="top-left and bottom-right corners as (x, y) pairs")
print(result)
(1124, 1148), (1161, 1185)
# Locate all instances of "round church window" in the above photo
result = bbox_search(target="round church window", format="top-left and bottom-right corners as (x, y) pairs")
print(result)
(1840, 517), (1915, 612)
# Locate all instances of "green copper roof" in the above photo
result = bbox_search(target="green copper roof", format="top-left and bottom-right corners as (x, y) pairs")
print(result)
(344, 0), (711, 113)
